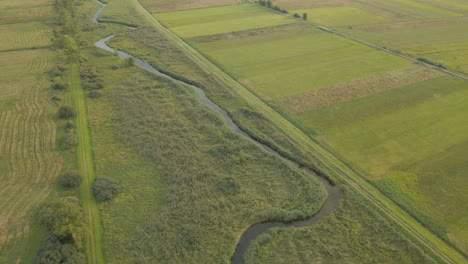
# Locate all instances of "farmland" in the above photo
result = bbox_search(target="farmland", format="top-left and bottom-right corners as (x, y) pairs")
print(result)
(0, 0), (60, 262)
(153, 0), (468, 258)
(155, 4), (296, 38)
(1, 0), (467, 263)
(272, 0), (468, 73)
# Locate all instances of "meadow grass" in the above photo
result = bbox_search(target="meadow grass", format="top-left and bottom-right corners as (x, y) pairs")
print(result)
(99, 0), (145, 26)
(191, 24), (410, 100)
(299, 76), (468, 252)
(81, 44), (327, 263)
(107, 26), (329, 177)
(155, 4), (296, 38)
(292, 6), (392, 26)
(244, 187), (438, 264)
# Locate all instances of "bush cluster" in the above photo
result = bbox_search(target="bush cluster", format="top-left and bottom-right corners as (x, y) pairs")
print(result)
(60, 170), (81, 188)
(80, 66), (105, 90)
(57, 106), (75, 119)
(92, 177), (119, 202)
(49, 66), (68, 90)
(36, 197), (86, 264)
(61, 133), (77, 151)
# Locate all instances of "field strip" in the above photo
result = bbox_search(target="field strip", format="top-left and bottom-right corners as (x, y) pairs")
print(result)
(247, 0), (468, 80)
(70, 63), (105, 264)
(131, 0), (467, 262)
(0, 78), (61, 255)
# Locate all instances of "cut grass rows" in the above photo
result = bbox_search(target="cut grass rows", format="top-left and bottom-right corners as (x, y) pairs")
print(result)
(0, 75), (61, 262)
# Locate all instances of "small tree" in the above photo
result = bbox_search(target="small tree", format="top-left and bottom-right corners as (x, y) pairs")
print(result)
(60, 171), (81, 188)
(303, 13), (308, 20)
(39, 197), (86, 245)
(266, 0), (272, 8)
(293, 13), (301, 18)
(93, 177), (119, 202)
(57, 106), (75, 119)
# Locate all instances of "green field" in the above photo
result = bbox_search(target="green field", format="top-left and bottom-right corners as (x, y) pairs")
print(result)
(292, 6), (392, 26)
(154, 0), (468, 256)
(192, 24), (411, 100)
(300, 76), (468, 252)
(155, 4), (296, 38)
(272, 0), (468, 73)
(344, 17), (468, 74)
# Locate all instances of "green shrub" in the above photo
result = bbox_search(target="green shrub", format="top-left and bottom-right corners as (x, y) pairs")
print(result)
(57, 106), (75, 119)
(88, 91), (102, 98)
(92, 177), (119, 202)
(60, 171), (81, 188)
(39, 197), (85, 244)
(61, 133), (77, 151)
(51, 82), (68, 90)
(35, 234), (86, 264)
(65, 121), (74, 129)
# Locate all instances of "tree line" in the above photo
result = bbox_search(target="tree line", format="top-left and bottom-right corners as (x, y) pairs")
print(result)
(256, 0), (308, 20)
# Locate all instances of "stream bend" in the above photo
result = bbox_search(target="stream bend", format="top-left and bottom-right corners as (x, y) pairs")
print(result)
(92, 2), (341, 263)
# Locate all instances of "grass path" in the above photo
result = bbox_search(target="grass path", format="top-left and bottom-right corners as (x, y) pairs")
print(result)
(131, 0), (466, 263)
(70, 63), (105, 264)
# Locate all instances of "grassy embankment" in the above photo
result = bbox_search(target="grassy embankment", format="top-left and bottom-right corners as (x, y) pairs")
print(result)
(70, 63), (105, 264)
(133, 1), (463, 259)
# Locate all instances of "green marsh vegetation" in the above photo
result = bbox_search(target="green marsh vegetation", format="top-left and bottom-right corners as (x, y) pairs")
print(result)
(244, 188), (438, 264)
(82, 46), (326, 262)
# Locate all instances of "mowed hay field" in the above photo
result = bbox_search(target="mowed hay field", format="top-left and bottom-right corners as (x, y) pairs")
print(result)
(155, 4), (296, 38)
(0, 0), (60, 262)
(156, 2), (468, 254)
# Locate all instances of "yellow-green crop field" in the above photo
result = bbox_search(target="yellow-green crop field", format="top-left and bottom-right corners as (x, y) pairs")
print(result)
(0, 0), (60, 262)
(155, 4), (296, 38)
(155, 1), (468, 254)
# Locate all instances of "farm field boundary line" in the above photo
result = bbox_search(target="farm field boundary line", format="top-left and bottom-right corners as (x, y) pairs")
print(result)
(130, 0), (466, 263)
(247, 0), (468, 80)
(70, 63), (105, 264)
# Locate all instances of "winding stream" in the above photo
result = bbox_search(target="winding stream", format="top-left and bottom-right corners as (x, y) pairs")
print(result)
(92, 1), (340, 263)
